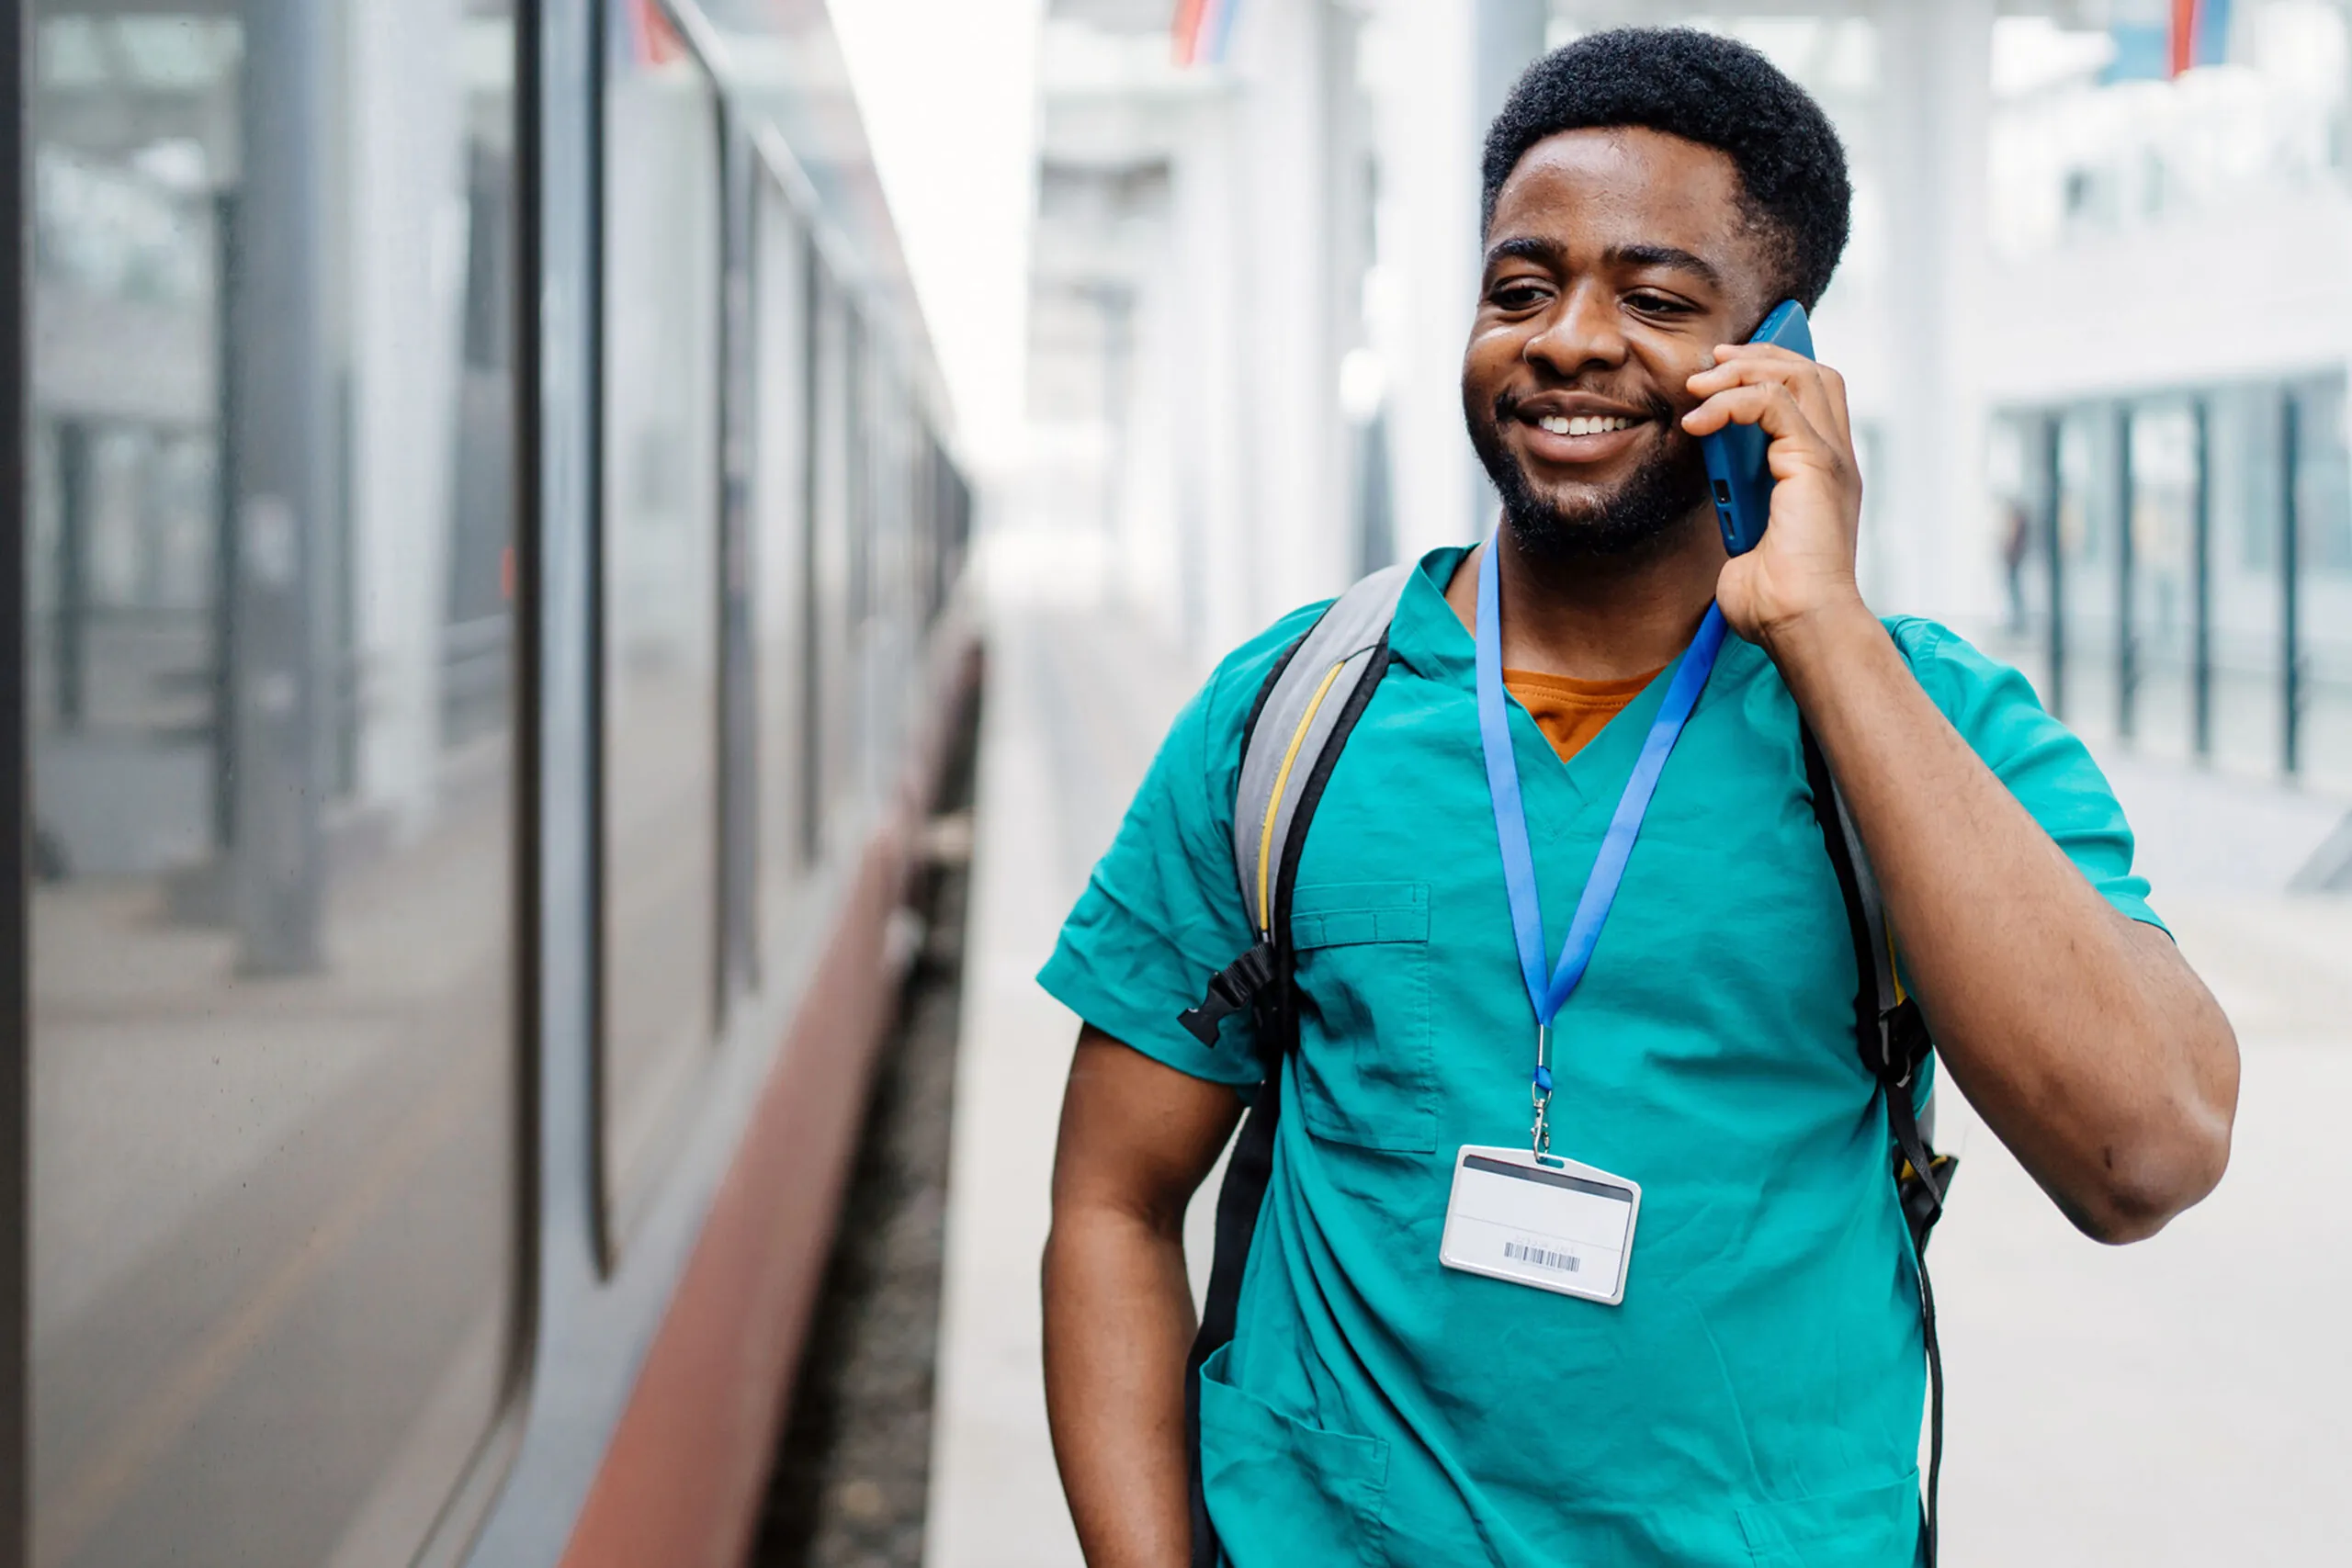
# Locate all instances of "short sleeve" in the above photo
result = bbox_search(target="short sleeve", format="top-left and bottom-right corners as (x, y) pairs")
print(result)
(1889, 618), (2165, 934)
(1036, 605), (1328, 1086)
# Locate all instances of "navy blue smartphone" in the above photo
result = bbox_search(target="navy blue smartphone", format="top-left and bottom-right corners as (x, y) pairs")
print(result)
(1699, 299), (1814, 557)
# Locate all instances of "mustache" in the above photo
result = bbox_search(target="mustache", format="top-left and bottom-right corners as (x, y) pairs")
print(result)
(1491, 384), (1679, 429)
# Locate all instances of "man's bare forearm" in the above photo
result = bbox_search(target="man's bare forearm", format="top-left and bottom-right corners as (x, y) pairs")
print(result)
(1044, 1032), (1241, 1564)
(1764, 602), (2237, 1242)
(1042, 1205), (1196, 1567)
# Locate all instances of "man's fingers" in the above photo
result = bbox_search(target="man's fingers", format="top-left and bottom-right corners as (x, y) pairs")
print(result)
(1812, 362), (1852, 446)
(1690, 345), (1850, 443)
(1679, 381), (1829, 461)
(1689, 346), (1852, 446)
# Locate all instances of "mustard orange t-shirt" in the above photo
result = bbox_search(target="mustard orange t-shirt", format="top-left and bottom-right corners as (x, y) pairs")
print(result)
(1500, 666), (1665, 763)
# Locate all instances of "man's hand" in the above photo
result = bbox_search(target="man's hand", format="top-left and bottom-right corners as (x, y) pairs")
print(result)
(1679, 343), (1868, 649)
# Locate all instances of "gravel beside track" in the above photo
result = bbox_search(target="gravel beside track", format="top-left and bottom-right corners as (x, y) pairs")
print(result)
(753, 701), (980, 1568)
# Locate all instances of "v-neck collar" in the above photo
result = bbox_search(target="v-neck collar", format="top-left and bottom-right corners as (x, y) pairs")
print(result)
(1388, 543), (1752, 817)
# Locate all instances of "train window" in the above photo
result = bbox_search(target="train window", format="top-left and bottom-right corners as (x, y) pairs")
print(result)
(22, 3), (524, 1564)
(752, 166), (811, 929)
(599, 5), (723, 1225)
(806, 265), (854, 862)
(867, 355), (912, 764)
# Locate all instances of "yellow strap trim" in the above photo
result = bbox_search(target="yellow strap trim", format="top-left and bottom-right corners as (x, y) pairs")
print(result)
(1257, 658), (1349, 933)
(1887, 922), (1906, 1005)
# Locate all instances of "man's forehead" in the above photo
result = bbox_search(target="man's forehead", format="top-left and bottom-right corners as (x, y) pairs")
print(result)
(1487, 126), (1747, 254)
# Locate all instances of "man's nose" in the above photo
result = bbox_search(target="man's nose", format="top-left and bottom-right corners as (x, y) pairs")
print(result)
(1524, 285), (1627, 378)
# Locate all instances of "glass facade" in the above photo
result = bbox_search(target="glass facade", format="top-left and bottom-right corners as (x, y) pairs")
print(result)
(2124, 399), (2198, 760)
(1996, 375), (2352, 786)
(2206, 383), (2290, 773)
(23, 3), (522, 1565)
(2294, 378), (2352, 782)
(2055, 406), (2124, 747)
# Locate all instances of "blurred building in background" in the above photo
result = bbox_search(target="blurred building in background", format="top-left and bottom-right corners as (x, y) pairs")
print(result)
(1025, 0), (2352, 789)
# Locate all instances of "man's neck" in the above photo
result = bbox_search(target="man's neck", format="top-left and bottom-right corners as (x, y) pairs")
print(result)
(1442, 510), (1728, 682)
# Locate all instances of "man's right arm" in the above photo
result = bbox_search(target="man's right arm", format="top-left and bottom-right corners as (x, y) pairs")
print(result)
(1043, 1026), (1245, 1568)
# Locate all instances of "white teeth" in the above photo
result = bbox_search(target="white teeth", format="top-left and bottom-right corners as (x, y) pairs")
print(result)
(1541, 415), (1570, 434)
(1544, 414), (1631, 436)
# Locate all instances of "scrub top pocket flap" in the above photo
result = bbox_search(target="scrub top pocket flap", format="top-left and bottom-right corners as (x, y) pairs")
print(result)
(1288, 881), (1434, 1154)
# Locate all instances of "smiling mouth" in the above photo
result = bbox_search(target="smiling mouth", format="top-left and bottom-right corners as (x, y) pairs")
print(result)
(1533, 413), (1641, 436)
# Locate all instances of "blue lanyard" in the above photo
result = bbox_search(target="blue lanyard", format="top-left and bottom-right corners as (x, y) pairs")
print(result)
(1474, 536), (1725, 1152)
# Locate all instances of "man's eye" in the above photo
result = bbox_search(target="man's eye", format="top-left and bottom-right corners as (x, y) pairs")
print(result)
(1493, 284), (1547, 310)
(1627, 292), (1693, 316)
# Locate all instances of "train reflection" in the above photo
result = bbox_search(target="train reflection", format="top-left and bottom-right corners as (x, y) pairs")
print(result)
(15, 3), (973, 1566)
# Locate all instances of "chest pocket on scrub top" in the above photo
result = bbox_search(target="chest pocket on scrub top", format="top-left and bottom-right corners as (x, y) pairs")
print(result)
(1288, 881), (1433, 1154)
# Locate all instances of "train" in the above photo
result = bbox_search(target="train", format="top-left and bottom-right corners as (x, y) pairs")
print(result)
(2, 1), (975, 1565)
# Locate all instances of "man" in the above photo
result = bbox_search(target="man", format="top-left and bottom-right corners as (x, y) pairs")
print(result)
(1038, 28), (2236, 1567)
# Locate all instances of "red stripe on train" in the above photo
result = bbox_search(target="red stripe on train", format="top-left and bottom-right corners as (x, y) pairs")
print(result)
(559, 643), (977, 1568)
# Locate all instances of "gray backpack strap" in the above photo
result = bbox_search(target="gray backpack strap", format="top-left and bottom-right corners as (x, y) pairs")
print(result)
(1228, 563), (1414, 933)
(1176, 561), (1412, 1047)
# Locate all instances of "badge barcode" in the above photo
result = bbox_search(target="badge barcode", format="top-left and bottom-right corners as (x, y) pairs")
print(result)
(1502, 1240), (1579, 1273)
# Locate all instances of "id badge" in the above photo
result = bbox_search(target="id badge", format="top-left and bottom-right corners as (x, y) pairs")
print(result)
(1439, 1145), (1640, 1305)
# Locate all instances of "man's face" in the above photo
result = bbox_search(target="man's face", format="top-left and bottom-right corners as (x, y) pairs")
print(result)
(1463, 127), (1777, 562)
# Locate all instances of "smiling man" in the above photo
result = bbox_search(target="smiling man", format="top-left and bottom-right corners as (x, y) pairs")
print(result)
(1038, 28), (2237, 1568)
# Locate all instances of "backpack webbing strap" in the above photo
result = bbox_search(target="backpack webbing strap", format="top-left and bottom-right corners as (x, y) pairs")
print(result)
(1182, 577), (1404, 1568)
(1800, 722), (1950, 1568)
(1180, 564), (1414, 1048)
(1822, 747), (1942, 1156)
(1182, 1042), (1283, 1568)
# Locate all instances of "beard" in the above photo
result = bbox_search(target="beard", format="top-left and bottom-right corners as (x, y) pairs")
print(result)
(1465, 387), (1713, 569)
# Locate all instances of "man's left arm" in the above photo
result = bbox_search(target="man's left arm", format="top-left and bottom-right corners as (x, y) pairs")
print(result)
(1686, 343), (2237, 1245)
(1772, 609), (2234, 1242)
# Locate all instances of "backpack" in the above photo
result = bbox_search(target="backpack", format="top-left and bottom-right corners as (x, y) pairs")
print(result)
(1174, 563), (1958, 1568)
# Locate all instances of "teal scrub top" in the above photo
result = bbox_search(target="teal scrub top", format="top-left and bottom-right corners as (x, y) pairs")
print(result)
(1040, 547), (2160, 1568)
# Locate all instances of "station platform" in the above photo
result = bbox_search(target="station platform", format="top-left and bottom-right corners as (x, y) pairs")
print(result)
(923, 541), (1208, 1568)
(925, 543), (2352, 1568)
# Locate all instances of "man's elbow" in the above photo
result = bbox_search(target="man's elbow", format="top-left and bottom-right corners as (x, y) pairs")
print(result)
(2069, 1019), (2239, 1246)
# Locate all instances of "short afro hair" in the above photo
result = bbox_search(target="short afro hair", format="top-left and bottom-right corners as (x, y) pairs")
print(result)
(1481, 28), (1851, 310)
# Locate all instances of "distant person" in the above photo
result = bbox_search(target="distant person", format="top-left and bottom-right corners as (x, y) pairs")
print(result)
(1039, 28), (2236, 1568)
(2001, 499), (2032, 634)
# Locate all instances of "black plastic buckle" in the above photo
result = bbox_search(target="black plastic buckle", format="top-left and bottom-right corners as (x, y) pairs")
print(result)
(1179, 940), (1277, 1047)
(1899, 1153), (1961, 1256)
(1870, 997), (1932, 1083)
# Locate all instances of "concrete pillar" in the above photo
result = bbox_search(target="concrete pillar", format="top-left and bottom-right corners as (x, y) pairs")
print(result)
(231, 0), (332, 975)
(349, 0), (468, 840)
(1168, 91), (1249, 660)
(1468, 0), (1548, 532)
(1475, 0), (1547, 130)
(1875, 0), (1996, 623)
(1229, 0), (1348, 623)
(1114, 238), (1183, 639)
(1370, 0), (1482, 560)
